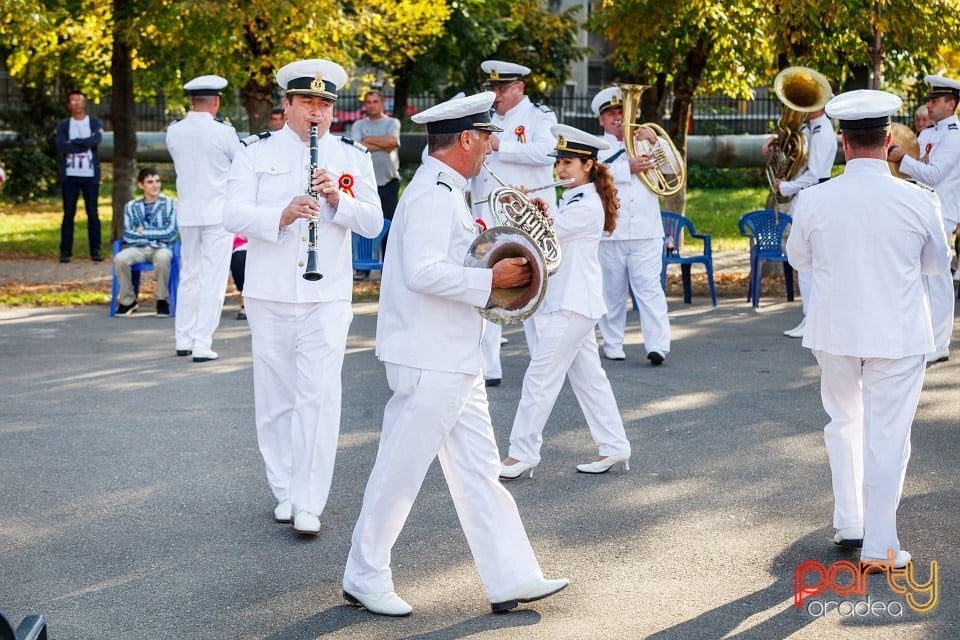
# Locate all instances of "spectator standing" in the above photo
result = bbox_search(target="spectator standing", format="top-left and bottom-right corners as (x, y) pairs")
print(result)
(165, 74), (241, 362)
(269, 107), (286, 131)
(113, 167), (178, 317)
(350, 89), (400, 279)
(55, 90), (103, 263)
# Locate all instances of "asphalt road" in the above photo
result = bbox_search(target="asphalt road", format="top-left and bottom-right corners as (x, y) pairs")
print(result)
(0, 296), (957, 639)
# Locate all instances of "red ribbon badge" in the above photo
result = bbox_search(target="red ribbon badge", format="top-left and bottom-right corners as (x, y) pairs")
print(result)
(475, 218), (488, 233)
(514, 125), (526, 143)
(925, 143), (933, 155)
(338, 173), (355, 198)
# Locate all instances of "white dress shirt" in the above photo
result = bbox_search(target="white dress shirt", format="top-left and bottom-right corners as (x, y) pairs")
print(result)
(787, 158), (950, 358)
(900, 114), (960, 227)
(599, 132), (666, 240)
(165, 111), (240, 226)
(224, 126), (383, 303)
(779, 113), (837, 198)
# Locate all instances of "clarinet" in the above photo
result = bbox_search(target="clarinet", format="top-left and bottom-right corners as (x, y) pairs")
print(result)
(302, 124), (323, 281)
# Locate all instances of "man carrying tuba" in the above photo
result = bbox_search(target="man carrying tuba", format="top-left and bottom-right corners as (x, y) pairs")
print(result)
(592, 86), (673, 367)
(762, 67), (838, 339)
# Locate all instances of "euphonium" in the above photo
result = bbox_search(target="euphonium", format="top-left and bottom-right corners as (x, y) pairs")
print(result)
(302, 124), (323, 281)
(617, 83), (686, 197)
(765, 66), (832, 202)
(463, 164), (569, 324)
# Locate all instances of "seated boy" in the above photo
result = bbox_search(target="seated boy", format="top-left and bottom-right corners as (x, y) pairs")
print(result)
(113, 167), (178, 316)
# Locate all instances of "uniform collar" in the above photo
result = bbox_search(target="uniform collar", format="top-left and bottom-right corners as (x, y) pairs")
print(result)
(497, 96), (532, 121)
(423, 155), (468, 188)
(935, 114), (959, 131)
(561, 181), (595, 202)
(842, 158), (891, 174)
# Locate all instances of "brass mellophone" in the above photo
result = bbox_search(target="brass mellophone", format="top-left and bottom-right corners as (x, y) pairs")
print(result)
(302, 124), (323, 281)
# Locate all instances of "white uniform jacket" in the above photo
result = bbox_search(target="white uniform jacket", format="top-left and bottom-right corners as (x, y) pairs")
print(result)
(779, 113), (837, 198)
(786, 158), (950, 358)
(470, 97), (558, 221)
(224, 126), (383, 303)
(900, 114), (960, 227)
(539, 183), (607, 320)
(376, 156), (493, 376)
(165, 111), (240, 226)
(599, 132), (666, 240)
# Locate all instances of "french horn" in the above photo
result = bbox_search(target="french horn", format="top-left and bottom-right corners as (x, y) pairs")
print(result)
(617, 83), (686, 197)
(463, 164), (569, 325)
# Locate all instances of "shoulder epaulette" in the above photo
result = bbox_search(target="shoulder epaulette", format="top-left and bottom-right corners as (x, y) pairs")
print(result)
(567, 192), (585, 204)
(534, 103), (554, 114)
(168, 118), (183, 126)
(340, 136), (369, 153)
(811, 124), (821, 134)
(240, 131), (272, 147)
(905, 179), (935, 192)
(436, 172), (455, 192)
(948, 123), (958, 130)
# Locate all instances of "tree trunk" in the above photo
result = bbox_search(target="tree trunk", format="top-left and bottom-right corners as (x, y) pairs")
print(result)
(110, 0), (137, 241)
(664, 37), (711, 216)
(240, 78), (274, 133)
(391, 62), (415, 124)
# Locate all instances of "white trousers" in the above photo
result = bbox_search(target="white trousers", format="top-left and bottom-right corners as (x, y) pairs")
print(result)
(798, 270), (811, 316)
(343, 364), (544, 602)
(814, 351), (925, 559)
(923, 267), (955, 354)
(598, 239), (671, 354)
(113, 246), (172, 305)
(508, 310), (630, 465)
(480, 320), (502, 379)
(174, 224), (232, 351)
(245, 298), (352, 516)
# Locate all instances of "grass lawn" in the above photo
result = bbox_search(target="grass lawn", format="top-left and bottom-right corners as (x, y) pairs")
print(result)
(1, 183), (771, 306)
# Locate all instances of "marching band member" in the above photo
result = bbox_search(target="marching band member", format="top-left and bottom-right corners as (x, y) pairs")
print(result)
(592, 86), (672, 365)
(500, 124), (631, 479)
(224, 59), (383, 535)
(343, 92), (567, 616)
(470, 60), (559, 388)
(787, 89), (949, 567)
(888, 75), (960, 363)
(166, 74), (240, 361)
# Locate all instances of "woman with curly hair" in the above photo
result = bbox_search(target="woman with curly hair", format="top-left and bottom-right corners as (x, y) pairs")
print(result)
(500, 124), (631, 479)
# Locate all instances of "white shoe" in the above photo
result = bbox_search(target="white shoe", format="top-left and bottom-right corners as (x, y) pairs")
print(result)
(499, 460), (536, 479)
(832, 527), (863, 548)
(343, 589), (412, 616)
(292, 509), (320, 534)
(576, 452), (631, 474)
(274, 499), (292, 523)
(861, 549), (911, 569)
(192, 348), (219, 362)
(783, 318), (806, 338)
(490, 577), (569, 613)
(925, 348), (949, 364)
(602, 346), (626, 361)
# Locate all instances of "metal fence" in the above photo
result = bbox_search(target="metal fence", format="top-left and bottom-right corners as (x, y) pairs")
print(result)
(0, 84), (919, 135)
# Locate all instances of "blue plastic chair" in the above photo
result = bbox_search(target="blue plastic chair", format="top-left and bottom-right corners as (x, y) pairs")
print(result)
(737, 209), (795, 308)
(352, 219), (391, 272)
(109, 239), (181, 316)
(659, 211), (717, 306)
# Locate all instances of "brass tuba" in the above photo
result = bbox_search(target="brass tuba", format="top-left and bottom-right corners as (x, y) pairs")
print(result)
(765, 67), (832, 202)
(617, 83), (686, 197)
(463, 164), (569, 325)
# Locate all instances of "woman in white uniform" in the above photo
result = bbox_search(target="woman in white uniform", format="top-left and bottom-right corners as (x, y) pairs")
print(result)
(500, 124), (631, 479)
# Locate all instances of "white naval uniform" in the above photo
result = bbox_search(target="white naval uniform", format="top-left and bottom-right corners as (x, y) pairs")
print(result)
(786, 158), (950, 559)
(507, 183), (630, 466)
(470, 97), (559, 380)
(223, 125), (383, 516)
(344, 156), (546, 602)
(596, 131), (671, 357)
(900, 114), (960, 355)
(165, 111), (241, 352)
(779, 113), (837, 317)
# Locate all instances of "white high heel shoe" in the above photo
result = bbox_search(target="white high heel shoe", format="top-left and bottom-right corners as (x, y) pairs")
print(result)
(499, 460), (536, 479)
(576, 453), (630, 474)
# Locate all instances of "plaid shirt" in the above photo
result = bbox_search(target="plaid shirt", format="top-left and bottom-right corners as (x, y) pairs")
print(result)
(122, 194), (178, 248)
